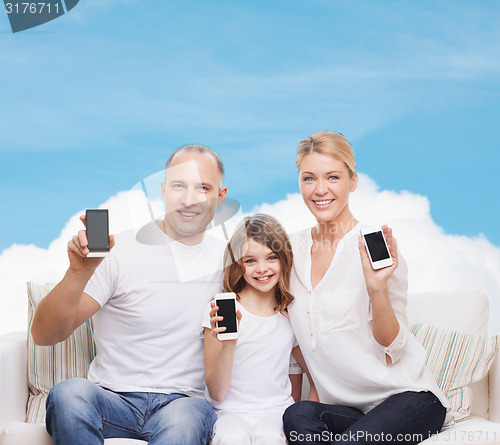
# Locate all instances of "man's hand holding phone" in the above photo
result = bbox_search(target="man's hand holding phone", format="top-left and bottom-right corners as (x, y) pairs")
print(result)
(32, 210), (114, 346)
(67, 210), (115, 275)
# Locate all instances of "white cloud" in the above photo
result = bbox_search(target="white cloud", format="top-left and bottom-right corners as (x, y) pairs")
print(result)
(0, 189), (163, 336)
(1, 173), (499, 337)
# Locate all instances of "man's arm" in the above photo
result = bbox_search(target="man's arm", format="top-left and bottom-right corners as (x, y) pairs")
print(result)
(31, 215), (114, 346)
(31, 280), (100, 346)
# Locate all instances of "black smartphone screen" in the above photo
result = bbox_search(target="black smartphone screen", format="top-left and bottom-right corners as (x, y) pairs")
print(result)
(86, 209), (109, 252)
(216, 298), (237, 333)
(364, 231), (390, 262)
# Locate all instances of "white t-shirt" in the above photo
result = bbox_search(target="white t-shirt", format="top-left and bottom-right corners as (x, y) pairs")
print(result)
(202, 301), (296, 413)
(84, 221), (225, 397)
(288, 222), (449, 413)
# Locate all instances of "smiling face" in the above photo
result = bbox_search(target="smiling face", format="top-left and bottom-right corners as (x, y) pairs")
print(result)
(241, 238), (282, 295)
(298, 152), (358, 225)
(161, 151), (227, 244)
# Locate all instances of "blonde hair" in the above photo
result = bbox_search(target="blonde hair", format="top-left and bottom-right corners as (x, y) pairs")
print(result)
(296, 130), (356, 177)
(222, 214), (294, 315)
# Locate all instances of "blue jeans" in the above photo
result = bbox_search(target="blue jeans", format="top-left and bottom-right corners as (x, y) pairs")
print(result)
(283, 391), (446, 445)
(46, 378), (216, 445)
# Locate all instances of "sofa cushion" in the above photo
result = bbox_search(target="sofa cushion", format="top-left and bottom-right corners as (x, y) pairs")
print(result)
(407, 290), (491, 418)
(409, 323), (498, 423)
(26, 282), (96, 423)
(1, 422), (147, 444)
(420, 415), (500, 444)
(1, 422), (52, 445)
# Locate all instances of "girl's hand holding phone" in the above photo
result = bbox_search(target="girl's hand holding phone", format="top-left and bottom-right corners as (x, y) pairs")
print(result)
(209, 301), (242, 343)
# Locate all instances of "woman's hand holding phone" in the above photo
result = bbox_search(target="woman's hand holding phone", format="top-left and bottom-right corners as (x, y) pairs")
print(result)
(358, 225), (398, 297)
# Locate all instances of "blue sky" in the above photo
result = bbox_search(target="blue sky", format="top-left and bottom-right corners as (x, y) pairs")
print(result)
(1, 0), (499, 251)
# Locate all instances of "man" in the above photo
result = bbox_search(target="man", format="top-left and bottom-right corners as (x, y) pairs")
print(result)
(31, 145), (228, 445)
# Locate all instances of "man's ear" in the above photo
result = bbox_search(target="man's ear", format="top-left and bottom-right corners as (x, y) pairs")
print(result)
(161, 180), (166, 200)
(217, 187), (228, 207)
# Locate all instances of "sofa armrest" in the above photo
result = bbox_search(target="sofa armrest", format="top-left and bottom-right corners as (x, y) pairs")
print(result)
(489, 341), (500, 422)
(0, 332), (28, 431)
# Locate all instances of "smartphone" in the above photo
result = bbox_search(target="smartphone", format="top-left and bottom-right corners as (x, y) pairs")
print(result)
(215, 292), (238, 341)
(85, 209), (110, 257)
(360, 226), (393, 270)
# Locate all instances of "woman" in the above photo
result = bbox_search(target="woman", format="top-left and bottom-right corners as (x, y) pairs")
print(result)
(283, 131), (449, 445)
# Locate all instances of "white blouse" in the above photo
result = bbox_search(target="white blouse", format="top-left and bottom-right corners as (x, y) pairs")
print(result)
(288, 222), (449, 413)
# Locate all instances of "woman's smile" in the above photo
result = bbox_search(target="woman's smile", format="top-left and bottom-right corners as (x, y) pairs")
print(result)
(299, 152), (357, 224)
(312, 198), (335, 208)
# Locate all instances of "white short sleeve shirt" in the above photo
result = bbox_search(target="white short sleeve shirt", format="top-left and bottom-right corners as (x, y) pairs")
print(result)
(202, 301), (296, 413)
(84, 221), (225, 397)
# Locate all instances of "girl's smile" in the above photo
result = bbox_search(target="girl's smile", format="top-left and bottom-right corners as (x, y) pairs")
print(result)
(241, 238), (281, 295)
(253, 275), (274, 283)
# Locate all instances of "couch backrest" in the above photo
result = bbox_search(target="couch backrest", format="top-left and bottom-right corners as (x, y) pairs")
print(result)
(407, 290), (489, 336)
(407, 290), (490, 418)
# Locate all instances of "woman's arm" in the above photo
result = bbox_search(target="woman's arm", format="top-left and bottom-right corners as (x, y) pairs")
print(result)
(203, 302), (241, 402)
(358, 225), (403, 365)
(292, 346), (319, 401)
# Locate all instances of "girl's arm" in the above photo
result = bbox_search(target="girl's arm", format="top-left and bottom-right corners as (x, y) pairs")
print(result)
(203, 302), (241, 402)
(358, 225), (404, 365)
(289, 374), (303, 402)
(292, 345), (319, 402)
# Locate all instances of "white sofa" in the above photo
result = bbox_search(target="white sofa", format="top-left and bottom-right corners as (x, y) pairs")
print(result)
(0, 290), (499, 445)
(406, 291), (500, 444)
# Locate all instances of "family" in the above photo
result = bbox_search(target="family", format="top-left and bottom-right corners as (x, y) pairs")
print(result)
(31, 131), (449, 445)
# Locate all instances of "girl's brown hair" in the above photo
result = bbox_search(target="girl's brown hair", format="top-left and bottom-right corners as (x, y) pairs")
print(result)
(222, 214), (294, 314)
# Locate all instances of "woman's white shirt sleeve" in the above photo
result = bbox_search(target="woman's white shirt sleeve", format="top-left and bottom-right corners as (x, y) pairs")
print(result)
(367, 252), (409, 365)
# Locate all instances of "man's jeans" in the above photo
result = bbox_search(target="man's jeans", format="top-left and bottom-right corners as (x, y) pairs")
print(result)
(46, 378), (216, 445)
(283, 391), (446, 445)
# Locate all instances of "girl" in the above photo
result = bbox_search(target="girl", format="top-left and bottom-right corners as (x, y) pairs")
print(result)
(203, 214), (315, 445)
(283, 131), (449, 444)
